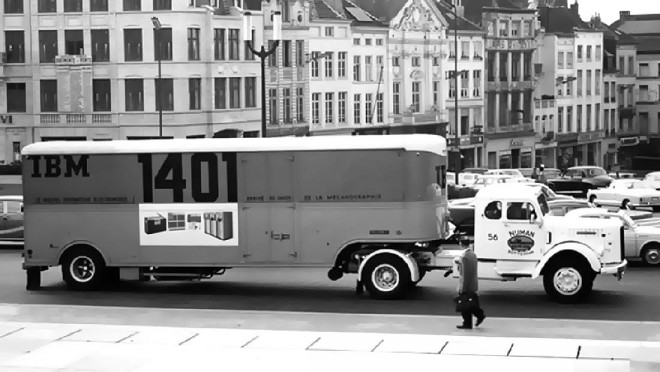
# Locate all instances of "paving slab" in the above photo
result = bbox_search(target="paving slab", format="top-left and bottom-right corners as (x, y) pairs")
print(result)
(180, 328), (258, 348)
(244, 330), (319, 350)
(118, 327), (198, 347)
(61, 326), (136, 343)
(509, 338), (581, 358)
(2, 341), (104, 369)
(374, 334), (449, 354)
(308, 332), (383, 352)
(63, 343), (165, 372)
(6, 324), (81, 341)
(441, 337), (513, 356)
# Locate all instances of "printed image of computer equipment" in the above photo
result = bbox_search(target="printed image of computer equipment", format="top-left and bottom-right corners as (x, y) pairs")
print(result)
(167, 212), (186, 231)
(144, 214), (167, 235)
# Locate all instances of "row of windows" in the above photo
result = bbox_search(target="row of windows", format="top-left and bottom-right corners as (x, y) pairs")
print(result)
(268, 87), (305, 125)
(310, 92), (384, 125)
(556, 104), (602, 133)
(556, 69), (602, 97)
(3, 27), (255, 63)
(4, 77), (258, 113)
(486, 51), (533, 82)
(3, 0), (172, 13)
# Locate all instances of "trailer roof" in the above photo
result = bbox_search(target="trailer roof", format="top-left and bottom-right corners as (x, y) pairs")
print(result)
(22, 134), (447, 156)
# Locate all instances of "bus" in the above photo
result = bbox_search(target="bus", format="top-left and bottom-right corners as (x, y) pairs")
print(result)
(21, 134), (450, 299)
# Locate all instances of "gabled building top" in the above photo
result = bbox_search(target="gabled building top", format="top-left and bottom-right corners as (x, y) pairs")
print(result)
(611, 12), (660, 36)
(538, 5), (591, 35)
(461, 0), (533, 25)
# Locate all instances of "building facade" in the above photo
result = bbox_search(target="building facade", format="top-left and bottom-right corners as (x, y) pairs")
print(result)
(0, 0), (264, 163)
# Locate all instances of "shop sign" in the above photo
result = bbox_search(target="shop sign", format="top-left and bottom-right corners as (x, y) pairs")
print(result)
(619, 137), (639, 147)
(470, 135), (484, 145)
(510, 139), (524, 148)
(0, 115), (12, 124)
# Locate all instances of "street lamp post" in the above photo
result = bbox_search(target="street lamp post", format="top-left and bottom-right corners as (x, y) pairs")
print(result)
(243, 10), (282, 138)
(151, 17), (163, 139)
(450, 5), (461, 172)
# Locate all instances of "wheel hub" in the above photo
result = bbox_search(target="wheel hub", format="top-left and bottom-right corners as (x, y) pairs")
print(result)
(70, 256), (96, 283)
(371, 264), (399, 292)
(646, 249), (660, 265)
(553, 267), (582, 295)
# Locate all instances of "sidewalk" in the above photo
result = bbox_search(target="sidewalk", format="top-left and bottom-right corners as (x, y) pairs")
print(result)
(0, 320), (654, 372)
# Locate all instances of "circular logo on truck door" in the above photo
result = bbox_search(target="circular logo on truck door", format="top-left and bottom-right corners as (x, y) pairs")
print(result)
(507, 230), (535, 255)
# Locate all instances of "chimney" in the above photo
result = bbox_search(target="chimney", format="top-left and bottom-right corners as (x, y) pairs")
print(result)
(569, 0), (578, 16)
(619, 11), (630, 20)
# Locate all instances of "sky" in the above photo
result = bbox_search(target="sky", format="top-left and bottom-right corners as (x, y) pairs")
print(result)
(574, 0), (660, 24)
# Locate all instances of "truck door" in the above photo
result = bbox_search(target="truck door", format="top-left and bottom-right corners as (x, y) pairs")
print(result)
(268, 153), (297, 262)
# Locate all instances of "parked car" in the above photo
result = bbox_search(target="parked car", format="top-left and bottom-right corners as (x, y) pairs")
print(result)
(485, 169), (534, 183)
(587, 179), (660, 211)
(0, 195), (23, 246)
(546, 166), (612, 198)
(643, 171), (660, 190)
(471, 175), (513, 190)
(461, 167), (488, 175)
(609, 171), (637, 180)
(524, 183), (573, 201)
(447, 171), (457, 185)
(457, 172), (479, 187)
(565, 208), (660, 266)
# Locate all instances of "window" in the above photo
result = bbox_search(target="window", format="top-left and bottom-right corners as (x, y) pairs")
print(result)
(91, 30), (110, 62)
(460, 71), (468, 98)
(40, 80), (58, 112)
(365, 56), (373, 81)
(596, 45), (601, 61)
(433, 57), (439, 66)
(93, 79), (111, 112)
(596, 103), (600, 130)
(577, 70), (583, 96)
(473, 41), (482, 59)
(449, 73), (456, 98)
(153, 0), (171, 10)
(39, 31), (58, 63)
(64, 0), (82, 12)
(558, 51), (564, 69)
(338, 52), (347, 78)
(461, 41), (469, 59)
(511, 21), (520, 36)
(499, 53), (507, 81)
(6, 83), (26, 113)
(189, 78), (201, 110)
(365, 39), (372, 46)
(353, 56), (361, 81)
(338, 92), (347, 124)
(628, 56), (634, 75)
(393, 83), (400, 115)
(297, 87), (305, 122)
(124, 29), (142, 61)
(576, 104), (582, 132)
(214, 29), (226, 60)
(229, 29), (240, 60)
(376, 39), (383, 46)
(245, 77), (256, 108)
(229, 77), (241, 109)
(577, 45), (583, 61)
(325, 92), (334, 123)
(640, 63), (650, 77)
(268, 41), (277, 66)
(91, 0), (108, 11)
(595, 69), (601, 95)
(586, 70), (592, 96)
(188, 28), (200, 61)
(487, 51), (495, 81)
(4, 0), (23, 13)
(214, 78), (226, 109)
(125, 79), (144, 111)
(283, 88), (291, 123)
(558, 107), (563, 132)
(499, 20), (508, 37)
(587, 45), (592, 61)
(365, 93), (372, 123)
(412, 56), (420, 67)
(311, 52), (319, 77)
(281, 0), (290, 21)
(153, 28), (172, 61)
(412, 81), (420, 112)
(507, 202), (535, 220)
(353, 38), (360, 45)
(12, 142), (21, 162)
(587, 104), (591, 129)
(393, 57), (400, 67)
(376, 93), (383, 123)
(312, 93), (320, 124)
(567, 52), (574, 68)
(473, 70), (481, 97)
(269, 89), (278, 124)
(376, 56), (383, 77)
(123, 0), (141, 10)
(296, 40), (304, 67)
(640, 85), (649, 101)
(38, 0), (56, 12)
(5, 31), (25, 63)
(353, 94), (361, 124)
(325, 27), (334, 37)
(155, 78), (173, 111)
(567, 106), (572, 132)
(484, 201), (502, 220)
(433, 81), (440, 106)
(324, 52), (333, 78)
(283, 40), (292, 67)
(65, 30), (84, 55)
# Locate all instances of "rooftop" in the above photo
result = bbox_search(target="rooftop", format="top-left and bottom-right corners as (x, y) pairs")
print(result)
(538, 6), (589, 35)
(611, 13), (660, 36)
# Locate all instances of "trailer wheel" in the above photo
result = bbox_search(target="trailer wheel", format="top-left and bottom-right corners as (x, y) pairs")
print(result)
(543, 260), (594, 304)
(61, 247), (107, 291)
(361, 254), (412, 300)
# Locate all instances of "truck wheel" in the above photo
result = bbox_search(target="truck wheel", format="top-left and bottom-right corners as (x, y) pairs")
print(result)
(543, 261), (594, 304)
(61, 247), (107, 291)
(642, 245), (660, 266)
(361, 254), (412, 300)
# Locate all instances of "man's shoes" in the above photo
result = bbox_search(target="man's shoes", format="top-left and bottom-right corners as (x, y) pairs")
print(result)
(456, 325), (472, 329)
(476, 315), (486, 327)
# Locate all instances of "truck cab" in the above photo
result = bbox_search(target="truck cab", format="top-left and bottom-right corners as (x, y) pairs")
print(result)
(440, 184), (627, 303)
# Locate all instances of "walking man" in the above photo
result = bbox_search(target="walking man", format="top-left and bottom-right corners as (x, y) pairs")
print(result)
(455, 239), (485, 329)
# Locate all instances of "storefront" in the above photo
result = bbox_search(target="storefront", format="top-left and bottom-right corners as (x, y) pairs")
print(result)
(485, 136), (536, 169)
(534, 141), (557, 168)
(556, 132), (579, 172)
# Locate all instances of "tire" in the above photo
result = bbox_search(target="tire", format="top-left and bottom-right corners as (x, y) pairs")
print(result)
(588, 195), (597, 204)
(622, 199), (631, 210)
(543, 260), (594, 304)
(361, 254), (412, 300)
(61, 247), (107, 291)
(642, 245), (660, 266)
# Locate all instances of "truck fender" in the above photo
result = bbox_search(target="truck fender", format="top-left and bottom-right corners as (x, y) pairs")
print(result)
(357, 249), (420, 283)
(57, 240), (108, 266)
(532, 242), (601, 279)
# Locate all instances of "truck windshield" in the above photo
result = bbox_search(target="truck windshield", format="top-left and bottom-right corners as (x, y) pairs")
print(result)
(537, 195), (550, 215)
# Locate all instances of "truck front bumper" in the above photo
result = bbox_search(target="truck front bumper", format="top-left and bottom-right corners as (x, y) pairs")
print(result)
(600, 260), (627, 281)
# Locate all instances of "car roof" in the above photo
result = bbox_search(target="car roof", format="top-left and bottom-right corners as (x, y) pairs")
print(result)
(475, 183), (541, 199)
(22, 134), (448, 157)
(569, 166), (603, 170)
